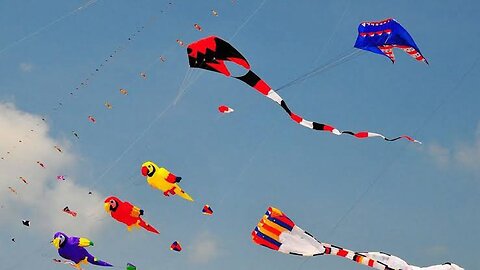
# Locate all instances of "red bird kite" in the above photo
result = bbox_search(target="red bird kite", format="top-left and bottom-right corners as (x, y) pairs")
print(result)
(104, 196), (159, 234)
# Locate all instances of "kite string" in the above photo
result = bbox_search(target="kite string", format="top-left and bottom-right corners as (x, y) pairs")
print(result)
(313, 0), (352, 65)
(0, 0), (99, 56)
(229, 0), (268, 41)
(276, 49), (362, 92)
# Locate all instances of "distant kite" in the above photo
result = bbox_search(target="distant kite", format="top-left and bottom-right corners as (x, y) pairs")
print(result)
(88, 116), (96, 123)
(37, 161), (46, 168)
(170, 241), (182, 252)
(218, 105), (234, 114)
(19, 177), (28, 184)
(63, 206), (77, 217)
(176, 39), (185, 46)
(194, 23), (203, 31)
(202, 205), (213, 215)
(8, 187), (17, 195)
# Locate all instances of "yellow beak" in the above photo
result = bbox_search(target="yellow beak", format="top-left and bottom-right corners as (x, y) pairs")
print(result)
(52, 238), (60, 249)
(104, 203), (111, 213)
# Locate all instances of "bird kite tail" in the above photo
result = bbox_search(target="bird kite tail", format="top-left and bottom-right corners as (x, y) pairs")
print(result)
(176, 188), (194, 202)
(86, 255), (113, 267)
(139, 219), (160, 234)
(322, 243), (394, 270)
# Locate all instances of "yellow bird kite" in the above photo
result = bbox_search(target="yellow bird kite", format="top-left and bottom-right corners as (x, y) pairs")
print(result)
(141, 161), (193, 202)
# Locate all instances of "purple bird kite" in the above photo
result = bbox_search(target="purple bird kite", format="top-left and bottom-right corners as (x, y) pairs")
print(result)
(51, 232), (112, 269)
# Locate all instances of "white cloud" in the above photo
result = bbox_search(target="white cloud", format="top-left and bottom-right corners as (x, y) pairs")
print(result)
(425, 125), (480, 173)
(426, 143), (451, 167)
(19, 62), (33, 72)
(0, 102), (105, 238)
(453, 134), (480, 170)
(188, 231), (220, 264)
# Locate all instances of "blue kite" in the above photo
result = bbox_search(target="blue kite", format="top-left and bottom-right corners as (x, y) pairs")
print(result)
(354, 18), (428, 64)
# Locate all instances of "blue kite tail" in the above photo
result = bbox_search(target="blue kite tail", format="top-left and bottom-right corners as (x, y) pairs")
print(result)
(87, 255), (113, 267)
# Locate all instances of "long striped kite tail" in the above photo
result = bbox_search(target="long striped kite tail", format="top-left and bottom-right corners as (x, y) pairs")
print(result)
(322, 243), (396, 270)
(341, 131), (422, 144)
(235, 71), (420, 144)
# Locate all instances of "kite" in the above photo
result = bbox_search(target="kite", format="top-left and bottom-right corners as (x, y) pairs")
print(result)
(54, 146), (63, 153)
(170, 241), (182, 252)
(88, 116), (96, 123)
(140, 72), (147, 79)
(176, 39), (185, 46)
(357, 252), (464, 270)
(187, 36), (420, 143)
(141, 161), (194, 201)
(63, 206), (77, 217)
(52, 232), (113, 269)
(211, 10), (218, 16)
(160, 56), (166, 62)
(11, 238), (15, 242)
(37, 161), (46, 168)
(126, 263), (136, 270)
(72, 131), (80, 139)
(252, 207), (463, 270)
(57, 175), (67, 181)
(120, 88), (128, 95)
(104, 196), (159, 234)
(202, 205), (213, 215)
(104, 102), (112, 109)
(354, 18), (428, 64)
(8, 186), (17, 194)
(22, 220), (30, 226)
(218, 105), (234, 114)
(194, 23), (203, 31)
(19, 177), (28, 184)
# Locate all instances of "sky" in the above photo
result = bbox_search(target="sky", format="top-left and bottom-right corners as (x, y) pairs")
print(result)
(0, 0), (479, 270)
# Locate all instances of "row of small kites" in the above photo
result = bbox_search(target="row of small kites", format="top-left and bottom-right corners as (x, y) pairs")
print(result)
(49, 5), (219, 131)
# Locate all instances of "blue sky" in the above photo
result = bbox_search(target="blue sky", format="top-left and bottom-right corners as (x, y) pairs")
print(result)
(0, 1), (479, 270)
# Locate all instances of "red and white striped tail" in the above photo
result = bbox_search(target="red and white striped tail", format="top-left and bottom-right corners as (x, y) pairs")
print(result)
(378, 45), (427, 63)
